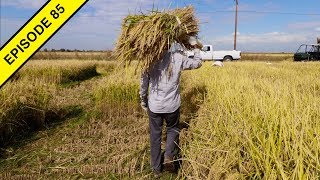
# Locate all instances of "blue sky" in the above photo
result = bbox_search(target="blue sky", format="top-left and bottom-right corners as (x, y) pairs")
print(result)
(1, 0), (320, 52)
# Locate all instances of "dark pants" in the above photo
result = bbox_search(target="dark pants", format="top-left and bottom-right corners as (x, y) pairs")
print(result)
(148, 108), (180, 171)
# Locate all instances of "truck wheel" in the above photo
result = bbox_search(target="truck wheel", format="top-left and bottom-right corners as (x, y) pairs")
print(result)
(223, 56), (233, 61)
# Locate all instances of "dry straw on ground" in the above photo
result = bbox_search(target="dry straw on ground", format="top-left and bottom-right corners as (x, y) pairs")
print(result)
(114, 6), (199, 71)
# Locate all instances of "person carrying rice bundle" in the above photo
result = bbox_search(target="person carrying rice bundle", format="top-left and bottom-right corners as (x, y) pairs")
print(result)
(115, 6), (203, 178)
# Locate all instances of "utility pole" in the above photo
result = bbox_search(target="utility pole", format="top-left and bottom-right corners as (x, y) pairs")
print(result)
(234, 0), (238, 50)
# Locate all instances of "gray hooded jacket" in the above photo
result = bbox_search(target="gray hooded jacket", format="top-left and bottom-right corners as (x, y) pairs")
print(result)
(139, 49), (202, 113)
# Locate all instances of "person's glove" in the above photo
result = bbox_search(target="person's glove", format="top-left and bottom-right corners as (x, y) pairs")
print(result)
(141, 101), (148, 111)
(140, 95), (148, 111)
(188, 36), (203, 48)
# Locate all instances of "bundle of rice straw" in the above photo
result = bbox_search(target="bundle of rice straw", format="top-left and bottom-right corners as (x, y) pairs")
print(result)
(114, 6), (200, 72)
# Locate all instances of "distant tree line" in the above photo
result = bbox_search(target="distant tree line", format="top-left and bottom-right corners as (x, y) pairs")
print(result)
(29, 48), (114, 60)
(42, 48), (112, 52)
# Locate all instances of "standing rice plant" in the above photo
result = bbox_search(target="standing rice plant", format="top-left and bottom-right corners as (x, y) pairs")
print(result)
(13, 60), (99, 85)
(0, 60), (103, 148)
(94, 64), (142, 119)
(0, 80), (55, 146)
(180, 62), (320, 179)
(114, 6), (200, 71)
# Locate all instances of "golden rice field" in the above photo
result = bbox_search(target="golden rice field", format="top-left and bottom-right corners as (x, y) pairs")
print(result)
(0, 57), (320, 179)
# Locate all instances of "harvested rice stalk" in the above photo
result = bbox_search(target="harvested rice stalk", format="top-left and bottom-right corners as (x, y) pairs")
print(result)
(114, 6), (200, 72)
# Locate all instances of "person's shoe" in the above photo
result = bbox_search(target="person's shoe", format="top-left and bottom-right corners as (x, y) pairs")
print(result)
(163, 156), (176, 173)
(153, 169), (161, 178)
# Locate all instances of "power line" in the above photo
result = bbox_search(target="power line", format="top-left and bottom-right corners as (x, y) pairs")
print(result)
(197, 10), (320, 16)
(2, 10), (320, 19)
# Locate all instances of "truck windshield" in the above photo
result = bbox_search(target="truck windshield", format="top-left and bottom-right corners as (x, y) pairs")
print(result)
(296, 45), (319, 53)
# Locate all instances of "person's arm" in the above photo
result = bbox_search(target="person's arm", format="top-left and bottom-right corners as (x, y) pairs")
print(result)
(139, 72), (149, 110)
(181, 48), (202, 70)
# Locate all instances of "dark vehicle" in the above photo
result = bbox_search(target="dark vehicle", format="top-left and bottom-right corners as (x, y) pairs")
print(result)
(294, 43), (320, 61)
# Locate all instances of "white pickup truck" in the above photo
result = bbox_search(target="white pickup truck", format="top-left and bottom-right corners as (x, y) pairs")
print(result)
(187, 45), (241, 61)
